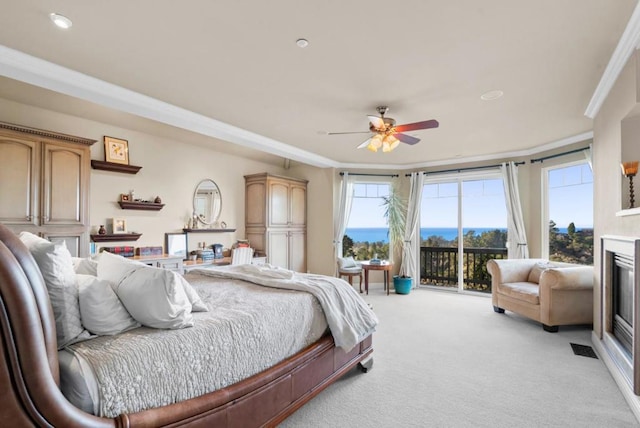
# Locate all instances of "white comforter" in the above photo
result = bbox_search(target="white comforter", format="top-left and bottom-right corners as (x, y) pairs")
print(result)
(194, 264), (379, 351)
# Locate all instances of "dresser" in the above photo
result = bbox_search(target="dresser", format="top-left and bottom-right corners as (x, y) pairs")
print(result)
(244, 173), (307, 272)
(131, 255), (184, 272)
(0, 122), (95, 256)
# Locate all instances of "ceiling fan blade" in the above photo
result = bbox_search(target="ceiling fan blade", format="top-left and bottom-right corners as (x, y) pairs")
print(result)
(357, 137), (372, 149)
(327, 131), (371, 135)
(394, 119), (439, 133)
(394, 133), (421, 145)
(368, 115), (385, 130)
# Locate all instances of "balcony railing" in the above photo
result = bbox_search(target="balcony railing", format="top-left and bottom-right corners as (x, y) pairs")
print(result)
(420, 246), (508, 292)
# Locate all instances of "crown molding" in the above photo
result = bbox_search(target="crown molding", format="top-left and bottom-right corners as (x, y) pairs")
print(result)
(585, 2), (640, 119)
(339, 131), (593, 171)
(0, 45), (592, 171)
(0, 45), (339, 169)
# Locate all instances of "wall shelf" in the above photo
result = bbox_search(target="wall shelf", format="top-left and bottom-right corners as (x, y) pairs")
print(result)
(183, 228), (236, 233)
(90, 233), (142, 242)
(91, 160), (142, 174)
(118, 201), (165, 211)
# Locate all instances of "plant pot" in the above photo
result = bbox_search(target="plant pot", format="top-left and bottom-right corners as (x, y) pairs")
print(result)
(393, 275), (412, 295)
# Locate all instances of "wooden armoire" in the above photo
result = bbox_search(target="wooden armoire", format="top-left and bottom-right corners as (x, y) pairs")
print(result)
(244, 173), (307, 272)
(0, 122), (95, 256)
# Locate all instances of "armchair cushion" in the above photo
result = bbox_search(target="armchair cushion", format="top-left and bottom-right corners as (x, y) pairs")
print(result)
(527, 261), (556, 283)
(337, 256), (358, 270)
(497, 282), (540, 305)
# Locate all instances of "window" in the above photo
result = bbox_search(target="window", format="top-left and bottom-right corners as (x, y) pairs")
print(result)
(542, 162), (593, 264)
(343, 183), (391, 260)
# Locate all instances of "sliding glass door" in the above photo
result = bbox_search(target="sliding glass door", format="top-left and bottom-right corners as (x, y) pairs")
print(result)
(420, 173), (507, 292)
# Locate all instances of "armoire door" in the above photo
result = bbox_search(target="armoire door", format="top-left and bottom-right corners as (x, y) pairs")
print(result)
(0, 137), (38, 226)
(288, 229), (306, 273)
(267, 230), (290, 269)
(42, 143), (88, 226)
(289, 184), (306, 228)
(268, 180), (290, 227)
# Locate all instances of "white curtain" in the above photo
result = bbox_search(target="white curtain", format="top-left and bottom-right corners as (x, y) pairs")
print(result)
(333, 172), (355, 267)
(584, 143), (593, 171)
(401, 172), (424, 286)
(500, 162), (529, 259)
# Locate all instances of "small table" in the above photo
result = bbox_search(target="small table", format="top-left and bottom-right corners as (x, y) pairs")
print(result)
(360, 261), (393, 295)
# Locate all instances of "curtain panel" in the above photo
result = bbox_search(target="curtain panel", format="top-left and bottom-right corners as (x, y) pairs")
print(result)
(333, 173), (354, 271)
(402, 172), (424, 286)
(500, 162), (529, 259)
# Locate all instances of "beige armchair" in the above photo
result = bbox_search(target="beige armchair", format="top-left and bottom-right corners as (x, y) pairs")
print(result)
(486, 259), (594, 332)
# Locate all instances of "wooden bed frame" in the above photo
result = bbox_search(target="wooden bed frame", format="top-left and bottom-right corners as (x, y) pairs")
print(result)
(0, 224), (373, 427)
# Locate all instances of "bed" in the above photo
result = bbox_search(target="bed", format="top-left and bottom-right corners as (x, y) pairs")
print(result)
(0, 223), (375, 427)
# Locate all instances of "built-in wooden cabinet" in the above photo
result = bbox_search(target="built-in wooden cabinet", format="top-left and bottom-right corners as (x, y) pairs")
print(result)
(0, 123), (95, 256)
(245, 173), (307, 272)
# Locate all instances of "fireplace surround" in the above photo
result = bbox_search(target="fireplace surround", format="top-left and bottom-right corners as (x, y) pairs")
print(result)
(599, 236), (640, 394)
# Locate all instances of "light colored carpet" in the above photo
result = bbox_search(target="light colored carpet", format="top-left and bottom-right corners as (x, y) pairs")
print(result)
(279, 288), (639, 428)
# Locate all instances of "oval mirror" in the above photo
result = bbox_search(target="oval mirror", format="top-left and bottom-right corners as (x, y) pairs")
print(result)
(193, 179), (222, 226)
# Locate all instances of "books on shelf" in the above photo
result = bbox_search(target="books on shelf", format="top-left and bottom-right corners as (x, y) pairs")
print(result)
(100, 246), (135, 257)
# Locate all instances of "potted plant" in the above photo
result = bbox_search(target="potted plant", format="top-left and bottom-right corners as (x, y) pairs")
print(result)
(382, 186), (412, 294)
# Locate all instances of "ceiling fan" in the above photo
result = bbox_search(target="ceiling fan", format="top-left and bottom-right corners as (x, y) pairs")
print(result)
(328, 106), (439, 152)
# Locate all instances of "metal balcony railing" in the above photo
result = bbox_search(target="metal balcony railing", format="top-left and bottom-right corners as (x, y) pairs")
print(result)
(420, 246), (507, 292)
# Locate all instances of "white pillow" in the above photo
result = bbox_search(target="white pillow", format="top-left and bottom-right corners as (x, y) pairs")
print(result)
(72, 257), (98, 276)
(77, 274), (140, 335)
(98, 251), (194, 329)
(338, 256), (357, 269)
(19, 232), (90, 348)
(179, 275), (208, 312)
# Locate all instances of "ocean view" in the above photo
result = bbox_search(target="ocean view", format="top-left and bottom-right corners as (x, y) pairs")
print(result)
(344, 227), (573, 243)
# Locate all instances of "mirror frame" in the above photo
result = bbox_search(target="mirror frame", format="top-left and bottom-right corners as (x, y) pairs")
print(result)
(193, 179), (222, 226)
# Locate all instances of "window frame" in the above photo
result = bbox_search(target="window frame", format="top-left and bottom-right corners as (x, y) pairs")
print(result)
(540, 159), (593, 260)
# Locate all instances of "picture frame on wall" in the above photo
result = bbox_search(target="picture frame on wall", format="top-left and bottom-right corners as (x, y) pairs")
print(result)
(112, 218), (127, 234)
(165, 232), (188, 260)
(104, 136), (129, 165)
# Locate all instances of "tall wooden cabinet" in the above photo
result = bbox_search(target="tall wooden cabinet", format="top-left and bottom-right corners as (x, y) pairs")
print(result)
(245, 173), (308, 272)
(0, 123), (95, 256)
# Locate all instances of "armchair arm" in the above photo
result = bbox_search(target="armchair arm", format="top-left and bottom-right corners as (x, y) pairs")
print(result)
(539, 266), (594, 291)
(486, 259), (546, 284)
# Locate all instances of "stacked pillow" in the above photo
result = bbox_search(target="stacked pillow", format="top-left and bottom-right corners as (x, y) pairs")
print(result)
(97, 251), (207, 329)
(19, 232), (91, 348)
(19, 232), (208, 346)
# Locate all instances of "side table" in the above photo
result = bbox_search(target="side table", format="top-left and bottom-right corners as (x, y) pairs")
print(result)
(360, 261), (393, 295)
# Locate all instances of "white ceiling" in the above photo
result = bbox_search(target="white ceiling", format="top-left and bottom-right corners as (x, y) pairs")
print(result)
(0, 1), (636, 169)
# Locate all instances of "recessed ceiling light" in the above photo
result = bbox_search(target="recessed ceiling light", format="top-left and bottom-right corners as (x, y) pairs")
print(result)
(481, 90), (504, 101)
(296, 38), (309, 48)
(50, 13), (72, 29)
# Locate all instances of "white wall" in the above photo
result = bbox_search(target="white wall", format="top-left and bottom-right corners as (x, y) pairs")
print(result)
(0, 97), (288, 254)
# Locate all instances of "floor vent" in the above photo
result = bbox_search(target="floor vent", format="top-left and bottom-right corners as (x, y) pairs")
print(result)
(570, 343), (598, 359)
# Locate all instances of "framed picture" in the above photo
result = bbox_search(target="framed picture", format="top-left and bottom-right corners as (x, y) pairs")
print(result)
(120, 193), (130, 202)
(112, 218), (127, 234)
(104, 136), (129, 165)
(165, 233), (188, 260)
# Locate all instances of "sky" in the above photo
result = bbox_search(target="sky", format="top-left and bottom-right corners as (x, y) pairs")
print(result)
(347, 163), (594, 229)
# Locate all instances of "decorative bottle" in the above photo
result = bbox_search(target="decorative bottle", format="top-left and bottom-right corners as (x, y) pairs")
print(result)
(98, 225), (106, 235)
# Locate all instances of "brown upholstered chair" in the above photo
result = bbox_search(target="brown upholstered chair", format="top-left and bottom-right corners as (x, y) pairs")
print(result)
(337, 256), (363, 293)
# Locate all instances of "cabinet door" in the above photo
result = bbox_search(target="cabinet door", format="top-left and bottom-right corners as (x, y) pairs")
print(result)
(0, 138), (38, 226)
(289, 184), (306, 228)
(245, 181), (266, 227)
(289, 229), (306, 273)
(42, 143), (88, 226)
(267, 230), (289, 269)
(43, 231), (85, 257)
(268, 180), (290, 227)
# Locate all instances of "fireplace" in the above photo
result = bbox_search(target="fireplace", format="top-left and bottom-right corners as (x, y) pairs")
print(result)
(601, 236), (640, 394)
